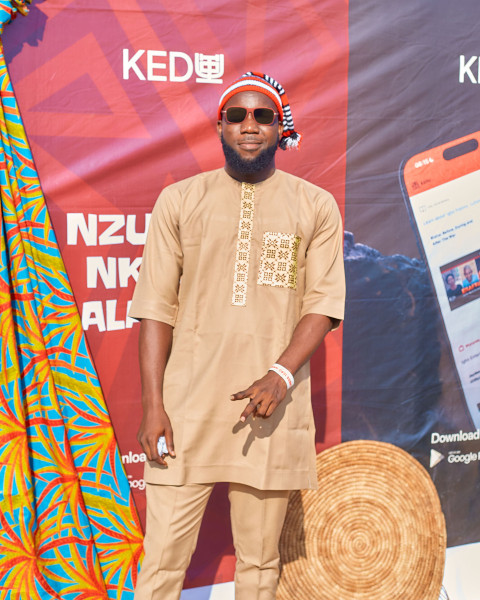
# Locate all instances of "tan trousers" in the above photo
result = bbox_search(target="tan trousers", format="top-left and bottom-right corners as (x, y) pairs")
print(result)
(134, 482), (290, 600)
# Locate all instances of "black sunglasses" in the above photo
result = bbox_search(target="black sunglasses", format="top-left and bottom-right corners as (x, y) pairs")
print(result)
(221, 106), (279, 125)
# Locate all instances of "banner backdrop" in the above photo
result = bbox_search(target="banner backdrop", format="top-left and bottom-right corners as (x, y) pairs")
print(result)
(2, 0), (479, 598)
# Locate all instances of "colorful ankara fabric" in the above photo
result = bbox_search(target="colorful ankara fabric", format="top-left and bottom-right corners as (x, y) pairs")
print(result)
(0, 12), (142, 600)
(0, 0), (30, 32)
(217, 72), (302, 150)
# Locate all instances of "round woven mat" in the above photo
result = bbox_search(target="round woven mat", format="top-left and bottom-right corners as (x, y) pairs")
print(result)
(278, 440), (446, 600)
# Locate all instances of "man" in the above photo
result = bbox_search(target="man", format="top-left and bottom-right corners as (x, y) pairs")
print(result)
(129, 72), (345, 600)
(462, 264), (479, 288)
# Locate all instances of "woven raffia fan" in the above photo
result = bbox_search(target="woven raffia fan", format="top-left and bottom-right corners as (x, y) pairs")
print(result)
(278, 441), (447, 600)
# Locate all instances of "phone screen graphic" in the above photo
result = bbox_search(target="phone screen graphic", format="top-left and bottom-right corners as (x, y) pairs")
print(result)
(401, 132), (480, 428)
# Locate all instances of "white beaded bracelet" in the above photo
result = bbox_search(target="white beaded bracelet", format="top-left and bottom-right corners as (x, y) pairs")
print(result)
(268, 363), (294, 389)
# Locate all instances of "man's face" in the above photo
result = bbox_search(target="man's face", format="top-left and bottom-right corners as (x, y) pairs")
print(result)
(217, 90), (283, 175)
(465, 266), (473, 282)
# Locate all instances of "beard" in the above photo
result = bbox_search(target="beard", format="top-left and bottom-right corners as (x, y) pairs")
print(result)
(221, 134), (279, 175)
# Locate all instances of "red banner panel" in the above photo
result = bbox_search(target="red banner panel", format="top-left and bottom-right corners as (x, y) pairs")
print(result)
(4, 0), (348, 589)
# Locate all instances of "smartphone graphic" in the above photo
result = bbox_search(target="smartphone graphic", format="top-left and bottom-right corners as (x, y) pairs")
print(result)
(400, 131), (480, 428)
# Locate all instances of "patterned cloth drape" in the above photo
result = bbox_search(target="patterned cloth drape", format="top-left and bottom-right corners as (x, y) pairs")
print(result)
(0, 3), (143, 598)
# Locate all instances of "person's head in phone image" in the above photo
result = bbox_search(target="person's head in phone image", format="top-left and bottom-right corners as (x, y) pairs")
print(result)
(445, 272), (462, 298)
(462, 264), (479, 288)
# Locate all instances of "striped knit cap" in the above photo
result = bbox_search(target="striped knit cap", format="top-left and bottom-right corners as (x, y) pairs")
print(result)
(218, 71), (302, 150)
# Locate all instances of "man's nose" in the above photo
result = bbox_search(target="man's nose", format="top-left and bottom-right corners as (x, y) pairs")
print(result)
(240, 111), (259, 132)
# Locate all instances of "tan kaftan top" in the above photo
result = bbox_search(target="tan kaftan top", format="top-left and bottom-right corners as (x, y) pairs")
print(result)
(129, 168), (345, 490)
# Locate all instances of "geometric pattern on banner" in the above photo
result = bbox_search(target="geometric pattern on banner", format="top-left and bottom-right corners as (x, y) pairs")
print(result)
(0, 6), (143, 599)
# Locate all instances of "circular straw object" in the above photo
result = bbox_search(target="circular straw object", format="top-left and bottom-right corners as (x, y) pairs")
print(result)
(278, 440), (446, 600)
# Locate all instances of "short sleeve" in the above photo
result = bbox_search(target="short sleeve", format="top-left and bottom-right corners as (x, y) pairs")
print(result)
(300, 192), (345, 329)
(128, 187), (183, 326)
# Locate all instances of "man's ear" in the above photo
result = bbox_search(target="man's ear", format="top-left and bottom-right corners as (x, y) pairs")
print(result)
(217, 121), (223, 139)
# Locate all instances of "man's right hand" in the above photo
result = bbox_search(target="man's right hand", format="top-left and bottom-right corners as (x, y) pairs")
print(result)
(137, 405), (175, 466)
(137, 319), (175, 466)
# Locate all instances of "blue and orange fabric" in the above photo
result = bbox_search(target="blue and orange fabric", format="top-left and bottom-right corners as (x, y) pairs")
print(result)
(0, 3), (143, 598)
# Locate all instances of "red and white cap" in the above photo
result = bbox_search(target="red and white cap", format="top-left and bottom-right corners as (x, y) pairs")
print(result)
(218, 71), (302, 150)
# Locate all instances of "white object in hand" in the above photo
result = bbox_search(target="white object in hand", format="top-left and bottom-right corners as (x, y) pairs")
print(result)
(157, 436), (168, 456)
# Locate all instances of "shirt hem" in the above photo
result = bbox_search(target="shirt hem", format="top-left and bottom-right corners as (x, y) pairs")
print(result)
(144, 463), (318, 491)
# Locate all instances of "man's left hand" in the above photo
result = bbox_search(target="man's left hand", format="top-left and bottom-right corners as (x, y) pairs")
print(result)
(231, 370), (287, 422)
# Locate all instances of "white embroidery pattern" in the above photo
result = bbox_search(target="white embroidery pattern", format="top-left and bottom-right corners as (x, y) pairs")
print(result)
(232, 182), (255, 306)
(257, 232), (301, 289)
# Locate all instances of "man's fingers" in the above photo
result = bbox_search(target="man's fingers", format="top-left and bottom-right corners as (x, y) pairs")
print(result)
(143, 436), (160, 462)
(240, 398), (279, 422)
(164, 429), (176, 457)
(233, 377), (284, 421)
(240, 398), (258, 422)
(264, 402), (276, 418)
(231, 389), (250, 401)
(154, 444), (169, 466)
(139, 429), (175, 465)
(255, 402), (269, 418)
